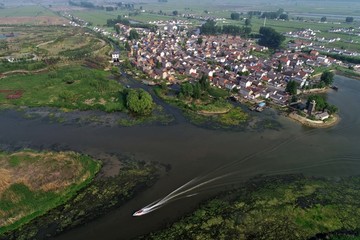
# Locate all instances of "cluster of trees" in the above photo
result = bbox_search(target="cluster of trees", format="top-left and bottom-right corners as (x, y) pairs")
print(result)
(116, 2), (135, 10)
(346, 17), (354, 23)
(179, 75), (210, 99)
(248, 11), (262, 17)
(258, 27), (285, 49)
(321, 16), (354, 23)
(128, 29), (140, 40)
(261, 8), (287, 20)
(200, 20), (251, 37)
(107, 16), (130, 27)
(285, 80), (298, 95)
(324, 52), (360, 64)
(320, 70), (334, 86)
(233, 9), (289, 20)
(230, 13), (240, 20)
(306, 95), (338, 114)
(107, 16), (157, 32)
(126, 89), (153, 115)
(69, 1), (96, 8)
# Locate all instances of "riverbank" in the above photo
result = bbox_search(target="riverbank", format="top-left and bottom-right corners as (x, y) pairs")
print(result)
(0, 154), (163, 240)
(288, 112), (340, 128)
(0, 150), (101, 236)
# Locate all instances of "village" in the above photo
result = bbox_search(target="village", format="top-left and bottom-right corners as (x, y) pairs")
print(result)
(3, 10), (352, 125)
(108, 20), (348, 122)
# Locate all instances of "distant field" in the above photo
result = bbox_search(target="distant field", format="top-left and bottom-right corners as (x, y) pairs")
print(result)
(70, 9), (128, 26)
(0, 25), (110, 67)
(0, 6), (57, 17)
(0, 6), (67, 25)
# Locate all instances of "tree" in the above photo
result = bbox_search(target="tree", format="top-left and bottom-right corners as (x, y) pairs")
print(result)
(279, 14), (289, 21)
(180, 83), (193, 98)
(124, 41), (131, 51)
(243, 27), (252, 36)
(199, 75), (209, 91)
(320, 70), (334, 86)
(285, 80), (298, 95)
(173, 10), (178, 16)
(245, 18), (251, 26)
(126, 89), (153, 115)
(346, 17), (354, 23)
(115, 25), (120, 34)
(306, 95), (327, 111)
(258, 27), (285, 49)
(197, 37), (203, 45)
(230, 13), (240, 20)
(128, 29), (139, 40)
(200, 20), (220, 35)
(327, 104), (338, 114)
(320, 16), (327, 22)
(193, 83), (201, 99)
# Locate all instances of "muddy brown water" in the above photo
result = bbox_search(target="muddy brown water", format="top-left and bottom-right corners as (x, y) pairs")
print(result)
(0, 76), (359, 240)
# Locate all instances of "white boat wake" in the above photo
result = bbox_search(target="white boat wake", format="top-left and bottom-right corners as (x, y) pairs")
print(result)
(132, 173), (233, 216)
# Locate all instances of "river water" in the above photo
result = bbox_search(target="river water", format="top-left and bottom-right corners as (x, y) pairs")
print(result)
(0, 75), (359, 240)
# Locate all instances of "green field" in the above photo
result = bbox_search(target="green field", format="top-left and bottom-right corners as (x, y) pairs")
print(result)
(0, 66), (126, 112)
(0, 150), (101, 235)
(0, 6), (57, 17)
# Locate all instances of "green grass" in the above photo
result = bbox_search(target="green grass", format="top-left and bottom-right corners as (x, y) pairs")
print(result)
(207, 87), (230, 98)
(0, 60), (47, 73)
(0, 65), (126, 112)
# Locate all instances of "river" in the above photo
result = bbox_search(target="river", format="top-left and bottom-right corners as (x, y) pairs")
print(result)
(0, 75), (359, 240)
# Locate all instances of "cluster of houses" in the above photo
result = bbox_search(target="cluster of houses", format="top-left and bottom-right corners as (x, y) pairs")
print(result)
(285, 28), (360, 57)
(329, 27), (360, 36)
(116, 24), (341, 107)
(284, 28), (341, 43)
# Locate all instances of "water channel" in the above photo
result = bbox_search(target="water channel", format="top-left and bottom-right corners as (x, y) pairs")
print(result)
(0, 75), (359, 239)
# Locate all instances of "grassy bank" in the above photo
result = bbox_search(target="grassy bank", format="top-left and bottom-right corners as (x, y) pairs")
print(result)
(0, 66), (126, 112)
(1, 158), (160, 240)
(143, 175), (360, 240)
(0, 150), (101, 236)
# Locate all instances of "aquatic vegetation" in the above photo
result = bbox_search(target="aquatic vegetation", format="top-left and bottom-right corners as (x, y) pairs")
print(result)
(144, 175), (360, 240)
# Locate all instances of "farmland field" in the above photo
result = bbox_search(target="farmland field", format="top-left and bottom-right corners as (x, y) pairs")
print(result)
(0, 25), (111, 71)
(0, 6), (67, 25)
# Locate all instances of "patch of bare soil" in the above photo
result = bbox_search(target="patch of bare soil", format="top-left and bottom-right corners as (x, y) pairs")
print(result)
(0, 151), (88, 195)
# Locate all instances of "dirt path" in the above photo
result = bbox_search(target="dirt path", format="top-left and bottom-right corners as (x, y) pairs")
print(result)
(1, 68), (49, 76)
(36, 40), (55, 48)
